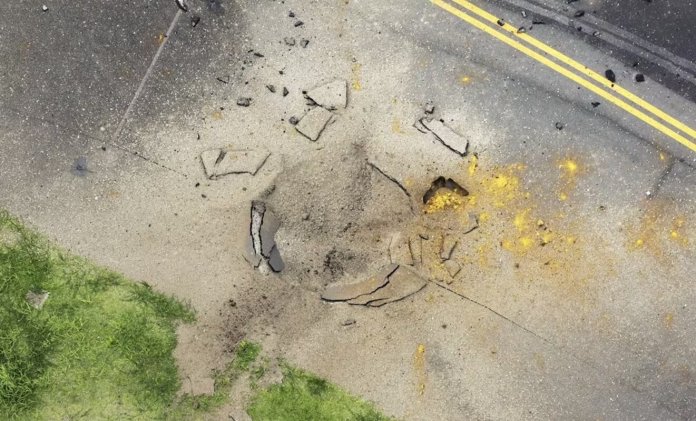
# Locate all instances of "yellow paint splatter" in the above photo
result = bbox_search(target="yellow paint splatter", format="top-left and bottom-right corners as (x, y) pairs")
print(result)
(351, 63), (362, 91)
(414, 343), (427, 396)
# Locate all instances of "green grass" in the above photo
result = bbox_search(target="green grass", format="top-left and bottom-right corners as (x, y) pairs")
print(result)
(0, 210), (194, 420)
(247, 364), (393, 421)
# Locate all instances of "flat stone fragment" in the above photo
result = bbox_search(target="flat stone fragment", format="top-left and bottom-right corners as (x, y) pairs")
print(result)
(322, 264), (398, 301)
(200, 148), (270, 179)
(242, 235), (262, 268)
(389, 232), (413, 266)
(26, 291), (49, 309)
(259, 209), (281, 258)
(348, 266), (426, 306)
(444, 260), (461, 278)
(295, 107), (334, 141)
(420, 119), (468, 156)
(409, 236), (422, 265)
(268, 245), (285, 272)
(440, 235), (458, 261)
(306, 80), (347, 110)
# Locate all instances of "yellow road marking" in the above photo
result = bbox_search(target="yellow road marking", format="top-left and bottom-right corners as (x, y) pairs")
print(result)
(449, 0), (696, 141)
(432, 0), (696, 153)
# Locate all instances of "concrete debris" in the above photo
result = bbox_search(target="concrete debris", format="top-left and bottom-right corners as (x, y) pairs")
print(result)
(424, 102), (435, 114)
(282, 87), (289, 97)
(444, 260), (461, 278)
(605, 69), (616, 83)
(26, 291), (49, 309)
(295, 106), (334, 141)
(347, 266), (427, 307)
(419, 118), (468, 156)
(423, 177), (468, 204)
(321, 264), (398, 301)
(289, 11), (295, 18)
(389, 233), (413, 266)
(200, 148), (270, 179)
(191, 15), (200, 27)
(635, 73), (645, 82)
(243, 201), (285, 272)
(341, 318), (356, 326)
(237, 97), (252, 107)
(266, 84), (276, 93)
(42, 5), (48, 12)
(288, 116), (299, 125)
(409, 236), (422, 265)
(294, 20), (304, 27)
(284, 37), (296, 46)
(555, 122), (564, 130)
(440, 235), (458, 261)
(306, 80), (348, 110)
(591, 101), (600, 108)
(300, 39), (310, 48)
(574, 10), (585, 17)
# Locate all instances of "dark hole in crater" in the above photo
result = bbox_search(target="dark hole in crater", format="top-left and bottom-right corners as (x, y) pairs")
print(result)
(422, 177), (469, 204)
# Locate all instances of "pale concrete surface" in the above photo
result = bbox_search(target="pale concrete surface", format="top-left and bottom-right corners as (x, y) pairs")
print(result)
(1, 0), (695, 420)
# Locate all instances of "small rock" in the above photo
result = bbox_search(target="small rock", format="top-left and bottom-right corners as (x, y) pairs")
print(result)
(635, 73), (645, 82)
(72, 157), (89, 176)
(175, 0), (188, 12)
(444, 260), (461, 278)
(555, 122), (564, 130)
(300, 39), (310, 48)
(266, 84), (276, 93)
(605, 69), (616, 83)
(284, 37), (296, 46)
(517, 27), (527, 34)
(424, 102), (435, 114)
(289, 116), (299, 125)
(295, 107), (334, 141)
(574, 10), (585, 17)
(26, 291), (49, 309)
(282, 87), (289, 97)
(341, 319), (356, 326)
(521, 10), (527, 17)
(591, 101), (600, 108)
(294, 20), (304, 27)
(41, 4), (48, 12)
(440, 235), (458, 261)
(237, 97), (252, 107)
(191, 15), (201, 27)
(289, 11), (295, 17)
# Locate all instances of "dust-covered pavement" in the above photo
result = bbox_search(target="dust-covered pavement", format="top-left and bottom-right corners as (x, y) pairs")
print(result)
(1, 0), (696, 419)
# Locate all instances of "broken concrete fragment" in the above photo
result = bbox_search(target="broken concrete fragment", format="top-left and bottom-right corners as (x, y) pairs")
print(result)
(284, 37), (296, 46)
(348, 266), (426, 307)
(424, 102), (435, 114)
(409, 236), (422, 265)
(420, 119), (468, 156)
(200, 148), (270, 179)
(306, 80), (348, 110)
(242, 235), (262, 268)
(295, 107), (334, 141)
(26, 291), (49, 309)
(444, 260), (461, 278)
(300, 39), (309, 48)
(259, 209), (281, 258)
(341, 318), (356, 326)
(321, 264), (398, 301)
(268, 245), (285, 272)
(237, 97), (252, 107)
(282, 87), (289, 97)
(389, 233), (413, 266)
(440, 235), (458, 261)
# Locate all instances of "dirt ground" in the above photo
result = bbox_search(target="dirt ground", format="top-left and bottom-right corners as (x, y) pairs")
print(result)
(2, 0), (696, 419)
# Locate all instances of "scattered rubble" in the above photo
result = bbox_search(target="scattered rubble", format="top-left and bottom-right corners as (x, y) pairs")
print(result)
(200, 148), (270, 179)
(295, 106), (334, 141)
(294, 20), (304, 27)
(305, 80), (348, 110)
(242, 201), (284, 272)
(26, 291), (49, 309)
(605, 69), (616, 83)
(322, 264), (397, 301)
(419, 119), (469, 156)
(236, 97), (252, 107)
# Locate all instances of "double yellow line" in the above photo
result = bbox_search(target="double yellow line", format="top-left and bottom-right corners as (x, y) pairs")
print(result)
(432, 0), (696, 153)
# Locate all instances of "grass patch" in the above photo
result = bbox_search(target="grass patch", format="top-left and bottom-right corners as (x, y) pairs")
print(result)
(247, 363), (393, 421)
(0, 210), (194, 420)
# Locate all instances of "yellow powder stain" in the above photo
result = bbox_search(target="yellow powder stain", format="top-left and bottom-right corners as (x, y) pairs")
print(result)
(479, 211), (490, 223)
(664, 312), (675, 330)
(211, 110), (223, 120)
(659, 151), (667, 161)
(513, 209), (532, 232)
(468, 154), (478, 177)
(156, 33), (166, 45)
(558, 158), (580, 178)
(479, 165), (524, 208)
(669, 216), (688, 246)
(424, 190), (465, 214)
(413, 343), (427, 395)
(557, 157), (583, 202)
(351, 63), (362, 91)
(460, 75), (472, 85)
(391, 118), (404, 134)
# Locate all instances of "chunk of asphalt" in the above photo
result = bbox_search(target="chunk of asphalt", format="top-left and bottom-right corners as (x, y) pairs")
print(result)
(440, 235), (458, 261)
(444, 260), (461, 278)
(200, 148), (270, 179)
(348, 266), (426, 307)
(259, 208), (281, 258)
(635, 73), (646, 82)
(305, 80), (348, 110)
(295, 107), (334, 141)
(605, 69), (616, 83)
(268, 245), (285, 272)
(288, 116), (299, 125)
(389, 232), (414, 266)
(25, 291), (49, 309)
(321, 264), (398, 301)
(420, 119), (468, 156)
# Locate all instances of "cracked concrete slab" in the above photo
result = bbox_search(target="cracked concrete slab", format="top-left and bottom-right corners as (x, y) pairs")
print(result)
(306, 80), (348, 110)
(420, 118), (469, 156)
(295, 106), (334, 141)
(347, 265), (426, 306)
(200, 148), (270, 179)
(321, 264), (398, 302)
